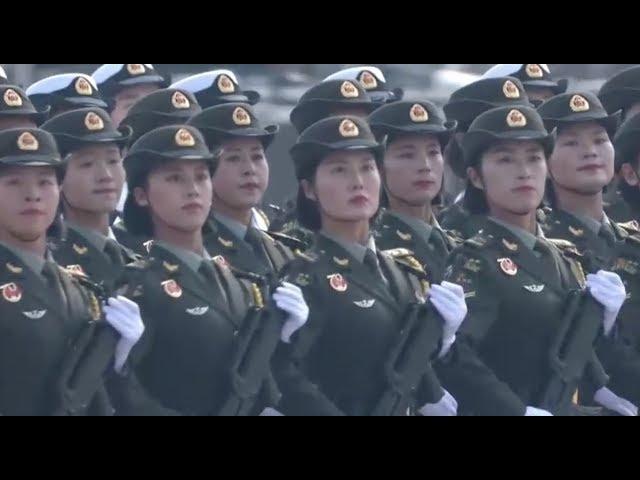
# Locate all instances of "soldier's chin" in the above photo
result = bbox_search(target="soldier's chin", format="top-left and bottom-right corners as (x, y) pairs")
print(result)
(10, 230), (43, 243)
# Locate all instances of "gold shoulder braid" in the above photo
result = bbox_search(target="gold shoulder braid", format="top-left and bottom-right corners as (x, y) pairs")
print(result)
(250, 283), (265, 309)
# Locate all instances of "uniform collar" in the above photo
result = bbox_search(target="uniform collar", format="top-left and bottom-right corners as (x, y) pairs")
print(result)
(319, 231), (377, 264)
(0, 241), (47, 278)
(489, 217), (541, 252)
(388, 210), (434, 244)
(155, 241), (210, 275)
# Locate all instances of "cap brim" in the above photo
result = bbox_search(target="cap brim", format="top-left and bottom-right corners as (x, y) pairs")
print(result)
(0, 153), (62, 166)
(521, 79), (568, 93)
(52, 125), (132, 154)
(444, 98), (532, 125)
(291, 138), (383, 158)
(198, 125), (280, 149)
(119, 74), (167, 88)
(543, 111), (621, 138)
(371, 121), (457, 144)
(290, 99), (378, 132)
(463, 128), (556, 167)
(599, 87), (640, 114)
(65, 96), (109, 109)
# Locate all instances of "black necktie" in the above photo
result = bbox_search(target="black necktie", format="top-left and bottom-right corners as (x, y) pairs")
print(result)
(199, 259), (228, 307)
(598, 225), (616, 248)
(244, 226), (270, 268)
(103, 239), (125, 268)
(364, 249), (386, 285)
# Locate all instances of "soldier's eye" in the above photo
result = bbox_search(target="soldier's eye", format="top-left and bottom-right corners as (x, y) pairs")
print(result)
(562, 139), (578, 147)
(398, 153), (414, 160)
(166, 174), (181, 183)
(226, 155), (240, 163)
(497, 156), (512, 164)
(429, 149), (442, 157)
(594, 137), (609, 145)
(80, 161), (93, 169)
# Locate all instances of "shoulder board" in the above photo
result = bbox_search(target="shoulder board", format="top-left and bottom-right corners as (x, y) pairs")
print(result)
(265, 231), (305, 250)
(618, 220), (640, 234)
(255, 208), (271, 229)
(546, 238), (582, 256)
(383, 247), (414, 258)
(383, 249), (425, 276)
(294, 249), (318, 262)
(546, 238), (577, 249)
(464, 231), (491, 249)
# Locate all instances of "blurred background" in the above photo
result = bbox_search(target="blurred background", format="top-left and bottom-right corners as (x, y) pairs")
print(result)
(2, 64), (634, 207)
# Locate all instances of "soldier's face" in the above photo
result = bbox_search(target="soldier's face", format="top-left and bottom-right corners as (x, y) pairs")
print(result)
(62, 144), (125, 214)
(212, 138), (268, 211)
(135, 160), (212, 234)
(0, 116), (37, 131)
(111, 84), (160, 127)
(0, 166), (59, 242)
(620, 159), (640, 190)
(549, 122), (614, 195)
(624, 102), (640, 122)
(304, 150), (380, 225)
(525, 87), (556, 105)
(471, 140), (547, 217)
(384, 133), (443, 206)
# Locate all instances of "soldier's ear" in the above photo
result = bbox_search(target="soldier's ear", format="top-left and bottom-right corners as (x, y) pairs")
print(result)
(301, 179), (317, 201)
(133, 186), (149, 207)
(468, 167), (484, 190)
(621, 163), (640, 187)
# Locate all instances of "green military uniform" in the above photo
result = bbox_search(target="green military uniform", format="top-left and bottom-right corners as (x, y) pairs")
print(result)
(274, 116), (447, 416)
(435, 106), (609, 415)
(112, 124), (282, 416)
(437, 219), (609, 415)
(375, 211), (460, 283)
(0, 84), (49, 129)
(0, 128), (117, 416)
(276, 234), (444, 416)
(541, 208), (640, 403)
(537, 92), (640, 402)
(367, 99), (460, 279)
(110, 242), (280, 416)
(188, 102), (299, 274)
(599, 65), (640, 119)
(439, 76), (533, 238)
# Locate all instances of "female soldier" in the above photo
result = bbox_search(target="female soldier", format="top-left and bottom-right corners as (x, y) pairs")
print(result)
(369, 100), (460, 281)
(27, 73), (108, 118)
(112, 125), (309, 415)
(274, 116), (467, 416)
(0, 127), (143, 415)
(41, 108), (137, 291)
(437, 105), (635, 416)
(188, 103), (300, 276)
(537, 92), (640, 406)
(607, 113), (640, 223)
(438, 76), (532, 239)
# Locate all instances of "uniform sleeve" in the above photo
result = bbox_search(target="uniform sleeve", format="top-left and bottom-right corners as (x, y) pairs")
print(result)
(435, 250), (528, 416)
(271, 261), (346, 416)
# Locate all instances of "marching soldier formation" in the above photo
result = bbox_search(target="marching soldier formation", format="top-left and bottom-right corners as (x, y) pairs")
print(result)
(0, 63), (639, 415)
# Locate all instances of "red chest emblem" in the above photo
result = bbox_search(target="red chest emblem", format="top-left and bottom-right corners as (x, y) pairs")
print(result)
(1, 282), (23, 303)
(162, 279), (183, 299)
(327, 274), (348, 292)
(498, 258), (518, 276)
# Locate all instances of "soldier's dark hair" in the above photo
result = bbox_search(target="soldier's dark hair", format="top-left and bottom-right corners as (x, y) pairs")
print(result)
(620, 171), (640, 207)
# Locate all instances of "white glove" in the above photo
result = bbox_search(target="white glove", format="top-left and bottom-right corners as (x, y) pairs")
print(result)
(418, 389), (458, 416)
(593, 387), (638, 416)
(103, 296), (145, 374)
(430, 282), (467, 358)
(273, 282), (309, 344)
(586, 271), (626, 337)
(525, 406), (554, 416)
